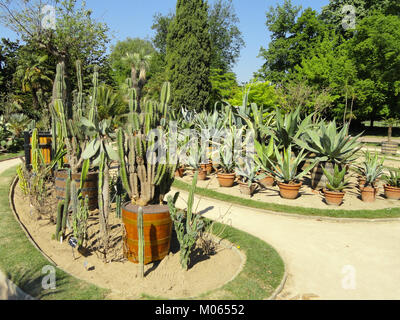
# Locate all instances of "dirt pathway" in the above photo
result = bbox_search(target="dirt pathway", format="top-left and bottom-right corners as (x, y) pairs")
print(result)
(169, 187), (400, 300)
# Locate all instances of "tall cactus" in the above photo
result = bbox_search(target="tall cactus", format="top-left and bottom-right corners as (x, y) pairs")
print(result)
(55, 200), (65, 241)
(60, 169), (71, 239)
(137, 206), (144, 278)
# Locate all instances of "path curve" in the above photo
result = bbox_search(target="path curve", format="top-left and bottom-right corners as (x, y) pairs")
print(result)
(170, 187), (400, 300)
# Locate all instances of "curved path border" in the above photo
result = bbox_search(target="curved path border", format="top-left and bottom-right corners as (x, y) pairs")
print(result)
(170, 187), (400, 300)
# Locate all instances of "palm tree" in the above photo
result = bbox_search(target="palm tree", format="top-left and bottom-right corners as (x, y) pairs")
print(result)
(122, 49), (152, 110)
(15, 54), (53, 111)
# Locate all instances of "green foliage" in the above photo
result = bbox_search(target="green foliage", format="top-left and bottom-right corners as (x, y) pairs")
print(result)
(167, 171), (205, 271)
(208, 0), (245, 72)
(166, 0), (212, 111)
(228, 81), (278, 109)
(257, 1), (327, 83)
(255, 137), (276, 174)
(267, 106), (313, 151)
(322, 164), (349, 192)
(348, 13), (400, 123)
(210, 68), (239, 105)
(295, 120), (362, 164)
(109, 38), (155, 86)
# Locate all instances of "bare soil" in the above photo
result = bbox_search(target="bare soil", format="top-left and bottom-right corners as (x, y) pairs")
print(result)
(179, 170), (400, 211)
(12, 186), (244, 300)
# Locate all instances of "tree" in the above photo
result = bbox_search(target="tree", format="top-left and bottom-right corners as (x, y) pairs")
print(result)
(210, 68), (239, 105)
(166, 0), (212, 111)
(209, 0), (245, 72)
(0, 0), (110, 99)
(109, 38), (155, 85)
(228, 80), (278, 109)
(293, 32), (357, 121)
(0, 38), (19, 99)
(321, 0), (400, 33)
(153, 0), (244, 73)
(257, 1), (327, 83)
(348, 13), (400, 127)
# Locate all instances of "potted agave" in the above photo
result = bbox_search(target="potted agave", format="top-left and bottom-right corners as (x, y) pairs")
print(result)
(356, 152), (385, 202)
(187, 144), (207, 181)
(254, 137), (276, 188)
(383, 169), (400, 200)
(322, 164), (349, 206)
(267, 145), (316, 199)
(217, 149), (236, 187)
(295, 120), (362, 190)
(236, 160), (258, 197)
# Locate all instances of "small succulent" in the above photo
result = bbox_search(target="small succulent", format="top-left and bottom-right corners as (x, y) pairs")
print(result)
(322, 164), (349, 192)
(355, 151), (385, 187)
(382, 169), (400, 188)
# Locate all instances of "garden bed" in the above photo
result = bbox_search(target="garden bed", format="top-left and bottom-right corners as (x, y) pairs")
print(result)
(172, 170), (400, 219)
(178, 172), (400, 211)
(12, 185), (245, 299)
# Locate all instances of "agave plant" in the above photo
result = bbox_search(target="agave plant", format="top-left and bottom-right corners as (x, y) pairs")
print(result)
(267, 145), (316, 184)
(295, 120), (362, 165)
(355, 151), (385, 187)
(266, 106), (314, 151)
(255, 137), (276, 175)
(322, 164), (349, 192)
(382, 169), (400, 188)
(235, 158), (257, 187)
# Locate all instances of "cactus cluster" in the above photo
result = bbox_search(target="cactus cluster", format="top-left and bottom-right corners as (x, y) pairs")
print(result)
(50, 61), (98, 246)
(118, 82), (177, 206)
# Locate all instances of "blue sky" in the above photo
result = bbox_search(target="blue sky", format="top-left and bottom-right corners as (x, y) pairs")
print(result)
(0, 0), (330, 83)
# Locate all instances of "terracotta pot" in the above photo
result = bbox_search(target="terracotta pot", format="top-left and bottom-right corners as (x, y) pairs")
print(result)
(360, 186), (378, 202)
(324, 189), (345, 206)
(198, 169), (207, 180)
(239, 182), (257, 196)
(175, 167), (185, 178)
(384, 184), (400, 200)
(217, 172), (236, 187)
(201, 162), (213, 175)
(278, 182), (302, 199)
(258, 174), (275, 188)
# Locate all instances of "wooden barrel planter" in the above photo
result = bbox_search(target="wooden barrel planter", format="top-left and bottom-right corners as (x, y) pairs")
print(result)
(122, 203), (173, 265)
(55, 170), (98, 210)
(24, 131), (52, 170)
(381, 141), (398, 155)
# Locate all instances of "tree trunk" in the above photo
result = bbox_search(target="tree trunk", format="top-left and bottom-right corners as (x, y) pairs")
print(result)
(388, 125), (393, 142)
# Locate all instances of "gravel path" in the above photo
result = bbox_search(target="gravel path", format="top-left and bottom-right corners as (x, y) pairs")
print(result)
(169, 187), (400, 300)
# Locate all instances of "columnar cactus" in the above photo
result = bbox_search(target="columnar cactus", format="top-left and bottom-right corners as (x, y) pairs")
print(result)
(168, 171), (204, 270)
(137, 206), (144, 278)
(117, 82), (177, 206)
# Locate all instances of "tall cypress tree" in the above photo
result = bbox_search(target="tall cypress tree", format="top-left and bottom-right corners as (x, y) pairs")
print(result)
(166, 0), (212, 111)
